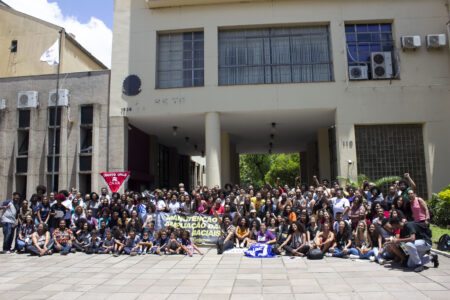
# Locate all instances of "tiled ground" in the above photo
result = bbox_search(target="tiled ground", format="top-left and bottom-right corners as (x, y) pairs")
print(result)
(0, 246), (449, 300)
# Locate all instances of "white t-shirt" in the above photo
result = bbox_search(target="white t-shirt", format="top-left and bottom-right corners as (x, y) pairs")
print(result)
(168, 201), (180, 214)
(156, 199), (166, 211)
(331, 197), (350, 219)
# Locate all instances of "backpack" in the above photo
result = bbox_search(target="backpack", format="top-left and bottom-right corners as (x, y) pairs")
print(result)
(307, 248), (324, 260)
(437, 234), (450, 252)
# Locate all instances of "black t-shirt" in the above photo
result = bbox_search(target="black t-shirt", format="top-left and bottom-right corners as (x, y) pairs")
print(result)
(400, 222), (431, 245)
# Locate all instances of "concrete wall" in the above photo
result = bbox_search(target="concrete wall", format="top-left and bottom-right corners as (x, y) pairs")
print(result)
(0, 71), (110, 199)
(110, 0), (450, 194)
(0, 6), (105, 78)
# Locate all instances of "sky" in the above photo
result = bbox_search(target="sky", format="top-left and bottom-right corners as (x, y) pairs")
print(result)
(4, 0), (114, 67)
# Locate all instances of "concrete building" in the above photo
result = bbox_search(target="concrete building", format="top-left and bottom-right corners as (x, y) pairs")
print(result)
(0, 2), (106, 78)
(0, 70), (110, 199)
(0, 4), (110, 200)
(110, 0), (450, 197)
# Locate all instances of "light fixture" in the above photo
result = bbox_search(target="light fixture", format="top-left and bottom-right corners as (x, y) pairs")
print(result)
(185, 137), (190, 144)
(172, 126), (178, 136)
(271, 122), (277, 133)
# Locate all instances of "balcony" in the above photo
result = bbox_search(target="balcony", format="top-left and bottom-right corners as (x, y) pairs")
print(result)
(146, 0), (265, 9)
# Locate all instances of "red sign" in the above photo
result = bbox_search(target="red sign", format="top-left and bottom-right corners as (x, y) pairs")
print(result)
(100, 171), (130, 193)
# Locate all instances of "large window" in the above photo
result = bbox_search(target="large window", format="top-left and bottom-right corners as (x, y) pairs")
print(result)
(157, 31), (204, 88)
(345, 23), (395, 78)
(219, 26), (333, 85)
(47, 107), (61, 173)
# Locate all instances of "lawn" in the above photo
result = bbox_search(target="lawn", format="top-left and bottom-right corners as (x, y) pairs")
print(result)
(431, 224), (450, 248)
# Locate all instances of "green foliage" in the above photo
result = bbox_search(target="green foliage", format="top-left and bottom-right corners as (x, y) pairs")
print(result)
(239, 154), (271, 188)
(337, 174), (399, 189)
(429, 185), (450, 227)
(239, 153), (300, 188)
(264, 154), (300, 187)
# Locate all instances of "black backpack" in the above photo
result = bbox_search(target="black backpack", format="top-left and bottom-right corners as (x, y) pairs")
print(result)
(307, 248), (324, 260)
(437, 234), (450, 252)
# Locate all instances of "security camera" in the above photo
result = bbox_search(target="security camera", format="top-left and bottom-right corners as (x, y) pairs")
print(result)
(348, 160), (353, 164)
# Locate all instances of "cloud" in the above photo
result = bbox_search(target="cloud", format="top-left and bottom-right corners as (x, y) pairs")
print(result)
(3, 0), (112, 67)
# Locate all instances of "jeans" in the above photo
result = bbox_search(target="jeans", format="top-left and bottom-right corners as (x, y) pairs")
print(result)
(1, 222), (15, 252)
(54, 243), (72, 254)
(16, 239), (27, 251)
(333, 247), (359, 258)
(27, 240), (54, 256)
(404, 240), (431, 268)
(217, 238), (234, 254)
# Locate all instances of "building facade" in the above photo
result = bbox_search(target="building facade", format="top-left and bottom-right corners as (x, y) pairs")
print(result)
(107, 0), (448, 196)
(0, 71), (110, 199)
(110, 0), (450, 197)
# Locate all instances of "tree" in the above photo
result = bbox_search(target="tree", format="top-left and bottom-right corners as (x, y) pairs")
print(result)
(239, 154), (271, 188)
(239, 153), (300, 188)
(264, 154), (300, 187)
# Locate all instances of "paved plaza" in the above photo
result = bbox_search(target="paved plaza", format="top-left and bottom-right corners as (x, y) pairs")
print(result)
(0, 245), (449, 300)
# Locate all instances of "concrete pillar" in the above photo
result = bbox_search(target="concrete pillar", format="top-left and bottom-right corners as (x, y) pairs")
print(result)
(335, 123), (357, 183)
(317, 128), (331, 181)
(221, 131), (230, 185)
(108, 116), (128, 191)
(205, 112), (221, 187)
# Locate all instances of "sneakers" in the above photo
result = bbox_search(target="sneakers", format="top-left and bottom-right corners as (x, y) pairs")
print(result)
(431, 254), (439, 268)
(325, 253), (333, 257)
(130, 251), (137, 256)
(349, 254), (360, 259)
(414, 265), (424, 272)
(378, 258), (385, 265)
(369, 256), (376, 262)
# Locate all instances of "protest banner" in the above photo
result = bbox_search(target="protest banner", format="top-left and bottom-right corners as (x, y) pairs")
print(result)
(155, 212), (221, 244)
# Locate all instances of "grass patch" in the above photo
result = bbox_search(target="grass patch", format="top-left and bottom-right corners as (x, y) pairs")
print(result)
(431, 224), (450, 248)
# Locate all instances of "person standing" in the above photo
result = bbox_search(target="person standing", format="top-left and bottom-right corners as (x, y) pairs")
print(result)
(0, 192), (21, 253)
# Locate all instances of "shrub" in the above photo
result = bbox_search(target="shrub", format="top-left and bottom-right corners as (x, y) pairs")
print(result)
(429, 185), (450, 227)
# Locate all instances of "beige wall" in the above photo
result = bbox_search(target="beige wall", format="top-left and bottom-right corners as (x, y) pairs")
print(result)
(0, 7), (105, 78)
(110, 0), (450, 194)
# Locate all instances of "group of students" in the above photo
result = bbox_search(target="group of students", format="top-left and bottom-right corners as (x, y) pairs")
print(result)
(0, 173), (440, 272)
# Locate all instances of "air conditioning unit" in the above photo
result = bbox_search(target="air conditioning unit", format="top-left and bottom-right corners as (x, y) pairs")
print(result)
(426, 34), (447, 48)
(348, 65), (368, 80)
(48, 89), (69, 106)
(0, 99), (6, 110)
(401, 35), (421, 49)
(371, 52), (393, 79)
(17, 91), (39, 108)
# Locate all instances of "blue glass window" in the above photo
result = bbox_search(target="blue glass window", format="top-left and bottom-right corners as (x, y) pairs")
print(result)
(345, 23), (393, 66)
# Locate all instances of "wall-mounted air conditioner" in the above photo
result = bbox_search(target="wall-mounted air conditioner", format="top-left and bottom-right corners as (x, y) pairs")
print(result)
(371, 52), (393, 79)
(0, 99), (6, 110)
(401, 35), (421, 49)
(426, 34), (447, 48)
(348, 65), (368, 80)
(48, 89), (69, 106)
(17, 91), (39, 108)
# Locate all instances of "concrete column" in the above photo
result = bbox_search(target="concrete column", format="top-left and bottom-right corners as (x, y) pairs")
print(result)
(335, 123), (357, 182)
(317, 128), (331, 181)
(221, 131), (230, 185)
(205, 112), (221, 187)
(108, 116), (128, 191)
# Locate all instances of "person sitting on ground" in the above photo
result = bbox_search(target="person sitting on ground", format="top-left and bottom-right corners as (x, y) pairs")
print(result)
(99, 229), (115, 254)
(314, 222), (334, 254)
(73, 222), (91, 252)
(387, 217), (438, 272)
(138, 230), (153, 255)
(27, 223), (53, 256)
(216, 215), (235, 254)
(86, 230), (102, 254)
(328, 220), (359, 258)
(123, 229), (141, 256)
(278, 222), (310, 257)
(53, 219), (74, 255)
(235, 217), (250, 248)
(16, 215), (35, 252)
(179, 230), (203, 256)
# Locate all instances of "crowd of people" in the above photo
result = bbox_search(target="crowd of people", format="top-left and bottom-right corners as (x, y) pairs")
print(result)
(0, 173), (439, 272)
